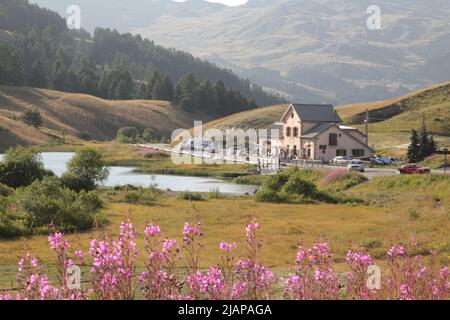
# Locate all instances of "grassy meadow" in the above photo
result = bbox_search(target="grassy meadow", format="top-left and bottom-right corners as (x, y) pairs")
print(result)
(0, 170), (448, 291)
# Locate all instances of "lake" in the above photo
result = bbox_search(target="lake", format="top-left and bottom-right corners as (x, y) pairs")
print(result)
(0, 152), (257, 195)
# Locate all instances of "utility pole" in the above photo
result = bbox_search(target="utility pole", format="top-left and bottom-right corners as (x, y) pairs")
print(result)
(365, 108), (369, 146)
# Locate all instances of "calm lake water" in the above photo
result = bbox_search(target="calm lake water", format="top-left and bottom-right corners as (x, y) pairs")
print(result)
(0, 152), (257, 195)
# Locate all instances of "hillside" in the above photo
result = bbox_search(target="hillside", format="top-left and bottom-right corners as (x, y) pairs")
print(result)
(200, 82), (450, 153)
(0, 0), (284, 118)
(130, 0), (450, 104)
(0, 86), (208, 152)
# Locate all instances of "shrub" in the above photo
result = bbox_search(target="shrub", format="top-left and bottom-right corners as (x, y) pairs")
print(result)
(256, 170), (336, 204)
(281, 173), (317, 196)
(16, 176), (105, 233)
(78, 131), (92, 141)
(207, 188), (222, 199)
(21, 109), (42, 127)
(61, 148), (109, 192)
(0, 146), (51, 188)
(124, 188), (158, 206)
(177, 191), (205, 201)
(408, 209), (421, 221)
(0, 183), (13, 196)
(117, 127), (140, 143)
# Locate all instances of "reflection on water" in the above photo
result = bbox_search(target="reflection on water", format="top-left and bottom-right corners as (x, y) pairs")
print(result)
(0, 152), (257, 195)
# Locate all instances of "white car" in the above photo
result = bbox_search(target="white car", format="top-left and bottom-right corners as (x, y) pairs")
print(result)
(347, 160), (365, 172)
(331, 156), (350, 165)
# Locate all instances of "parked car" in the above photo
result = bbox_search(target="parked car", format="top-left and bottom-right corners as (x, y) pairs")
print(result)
(380, 157), (404, 165)
(370, 157), (386, 166)
(397, 164), (431, 175)
(347, 160), (365, 172)
(330, 156), (350, 165)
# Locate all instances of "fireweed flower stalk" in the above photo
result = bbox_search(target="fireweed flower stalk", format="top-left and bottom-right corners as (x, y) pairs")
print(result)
(232, 222), (276, 300)
(183, 222), (203, 275)
(15, 253), (60, 300)
(284, 242), (339, 300)
(47, 232), (87, 299)
(345, 250), (376, 300)
(384, 240), (449, 300)
(89, 221), (138, 300)
(140, 224), (182, 300)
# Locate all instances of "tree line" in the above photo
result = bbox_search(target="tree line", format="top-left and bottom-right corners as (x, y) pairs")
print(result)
(0, 0), (285, 117)
(407, 121), (437, 163)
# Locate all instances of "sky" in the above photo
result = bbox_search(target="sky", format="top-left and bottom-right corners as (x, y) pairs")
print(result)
(174, 0), (248, 6)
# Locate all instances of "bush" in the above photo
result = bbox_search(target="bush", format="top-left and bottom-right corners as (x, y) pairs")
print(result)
(16, 176), (105, 233)
(281, 173), (317, 196)
(117, 127), (140, 143)
(124, 187), (158, 206)
(207, 188), (222, 199)
(21, 109), (42, 127)
(78, 131), (92, 141)
(0, 183), (13, 196)
(256, 170), (344, 204)
(0, 146), (51, 188)
(177, 191), (205, 201)
(255, 188), (286, 203)
(61, 148), (109, 192)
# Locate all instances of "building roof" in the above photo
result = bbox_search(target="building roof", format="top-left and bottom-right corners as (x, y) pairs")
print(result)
(291, 104), (343, 123)
(262, 122), (283, 139)
(301, 123), (333, 138)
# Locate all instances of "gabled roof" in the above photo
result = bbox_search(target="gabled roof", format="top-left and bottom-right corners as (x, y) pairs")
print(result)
(301, 123), (333, 138)
(262, 122), (283, 139)
(301, 123), (375, 153)
(289, 104), (343, 123)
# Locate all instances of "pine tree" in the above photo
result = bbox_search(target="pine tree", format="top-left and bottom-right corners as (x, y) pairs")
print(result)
(428, 134), (437, 157)
(407, 129), (420, 163)
(147, 70), (161, 99)
(52, 57), (66, 91)
(136, 83), (148, 100)
(28, 58), (48, 88)
(418, 121), (430, 161)
(174, 73), (199, 111)
(152, 74), (174, 101)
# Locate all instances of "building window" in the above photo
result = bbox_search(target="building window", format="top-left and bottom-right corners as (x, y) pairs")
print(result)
(293, 127), (298, 137)
(319, 145), (327, 154)
(336, 149), (347, 157)
(286, 127), (292, 137)
(352, 149), (365, 157)
(291, 112), (294, 119)
(329, 133), (338, 146)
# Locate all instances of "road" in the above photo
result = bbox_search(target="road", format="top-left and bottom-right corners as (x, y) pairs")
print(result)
(135, 144), (450, 179)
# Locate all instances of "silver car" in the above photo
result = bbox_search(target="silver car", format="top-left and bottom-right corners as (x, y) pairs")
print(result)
(347, 160), (365, 172)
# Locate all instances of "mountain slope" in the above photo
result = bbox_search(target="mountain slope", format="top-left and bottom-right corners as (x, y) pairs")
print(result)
(131, 0), (450, 104)
(31, 0), (450, 104)
(1, 0), (284, 116)
(0, 86), (208, 152)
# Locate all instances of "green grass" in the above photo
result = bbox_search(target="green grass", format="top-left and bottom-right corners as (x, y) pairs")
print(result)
(1, 173), (449, 290)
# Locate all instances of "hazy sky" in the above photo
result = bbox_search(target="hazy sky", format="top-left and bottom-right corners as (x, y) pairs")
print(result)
(175, 0), (248, 6)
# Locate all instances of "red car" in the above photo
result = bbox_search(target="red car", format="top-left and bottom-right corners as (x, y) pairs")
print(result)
(397, 164), (431, 175)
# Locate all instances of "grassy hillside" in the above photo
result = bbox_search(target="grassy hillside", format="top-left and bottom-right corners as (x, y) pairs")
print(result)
(201, 104), (289, 131)
(0, 86), (208, 152)
(200, 82), (450, 154)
